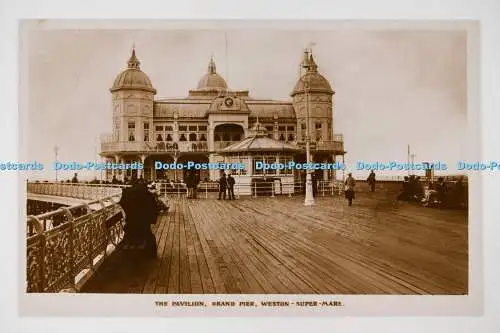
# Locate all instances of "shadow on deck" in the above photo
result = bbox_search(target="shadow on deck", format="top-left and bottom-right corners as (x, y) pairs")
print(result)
(81, 186), (468, 295)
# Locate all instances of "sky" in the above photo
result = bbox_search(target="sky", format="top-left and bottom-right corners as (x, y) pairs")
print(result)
(23, 27), (467, 180)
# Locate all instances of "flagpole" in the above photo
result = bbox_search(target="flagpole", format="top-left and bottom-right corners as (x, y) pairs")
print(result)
(407, 144), (410, 176)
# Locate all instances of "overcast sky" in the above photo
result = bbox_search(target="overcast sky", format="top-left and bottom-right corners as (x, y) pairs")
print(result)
(24, 27), (467, 180)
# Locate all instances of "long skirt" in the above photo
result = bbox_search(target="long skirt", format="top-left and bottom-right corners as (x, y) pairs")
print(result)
(344, 190), (355, 200)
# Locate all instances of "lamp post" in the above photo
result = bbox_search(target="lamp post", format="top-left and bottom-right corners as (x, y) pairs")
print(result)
(54, 145), (59, 182)
(304, 76), (315, 206)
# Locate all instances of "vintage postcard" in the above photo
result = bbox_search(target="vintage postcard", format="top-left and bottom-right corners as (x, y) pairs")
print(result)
(18, 19), (481, 316)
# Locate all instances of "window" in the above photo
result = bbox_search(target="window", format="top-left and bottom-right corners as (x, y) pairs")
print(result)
(156, 134), (163, 141)
(165, 125), (173, 131)
(265, 126), (274, 132)
(214, 133), (221, 141)
(315, 122), (322, 130)
(144, 134), (149, 141)
(166, 134), (173, 141)
(278, 126), (285, 131)
(301, 123), (306, 130)
(189, 133), (197, 141)
(279, 133), (285, 141)
(288, 133), (295, 141)
(189, 125), (197, 131)
(128, 134), (135, 141)
(128, 121), (135, 129)
(287, 126), (295, 131)
(179, 134), (187, 141)
(179, 125), (187, 131)
(198, 125), (207, 131)
(143, 123), (149, 129)
(199, 134), (207, 141)
(155, 125), (163, 131)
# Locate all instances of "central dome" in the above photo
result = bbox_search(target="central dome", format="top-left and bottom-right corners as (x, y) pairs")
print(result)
(196, 57), (228, 91)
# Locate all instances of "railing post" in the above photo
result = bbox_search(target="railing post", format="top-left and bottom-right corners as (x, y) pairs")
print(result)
(205, 183), (208, 199)
(28, 216), (45, 292)
(61, 207), (76, 290)
(253, 182), (257, 198)
(271, 182), (275, 198)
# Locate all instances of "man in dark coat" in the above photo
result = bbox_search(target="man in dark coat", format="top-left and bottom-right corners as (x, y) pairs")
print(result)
(119, 177), (158, 258)
(218, 173), (227, 200)
(227, 173), (236, 200)
(367, 170), (376, 192)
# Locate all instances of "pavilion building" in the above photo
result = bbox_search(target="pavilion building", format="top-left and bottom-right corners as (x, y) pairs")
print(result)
(100, 48), (345, 184)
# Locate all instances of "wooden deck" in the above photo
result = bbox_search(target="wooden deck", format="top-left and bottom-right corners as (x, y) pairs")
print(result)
(81, 186), (468, 294)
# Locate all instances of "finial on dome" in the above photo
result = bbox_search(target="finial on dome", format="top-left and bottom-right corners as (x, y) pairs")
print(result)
(308, 54), (318, 72)
(127, 46), (141, 70)
(208, 56), (217, 74)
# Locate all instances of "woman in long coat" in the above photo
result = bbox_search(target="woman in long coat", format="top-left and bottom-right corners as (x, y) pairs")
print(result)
(344, 173), (356, 206)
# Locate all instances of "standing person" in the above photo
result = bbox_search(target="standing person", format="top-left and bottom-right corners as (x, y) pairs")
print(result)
(185, 171), (193, 199)
(367, 170), (376, 192)
(192, 171), (200, 199)
(344, 173), (356, 206)
(217, 173), (227, 200)
(227, 173), (236, 200)
(71, 173), (78, 183)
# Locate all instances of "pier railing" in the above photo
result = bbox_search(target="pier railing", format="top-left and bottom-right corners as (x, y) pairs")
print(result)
(26, 194), (125, 293)
(28, 182), (127, 200)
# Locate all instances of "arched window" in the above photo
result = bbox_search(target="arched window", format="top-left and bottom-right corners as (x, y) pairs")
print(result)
(179, 134), (187, 141)
(166, 134), (172, 141)
(214, 133), (221, 141)
(288, 133), (294, 141)
(189, 133), (197, 141)
(129, 135), (135, 141)
(279, 134), (285, 141)
(199, 134), (207, 141)
(156, 134), (163, 141)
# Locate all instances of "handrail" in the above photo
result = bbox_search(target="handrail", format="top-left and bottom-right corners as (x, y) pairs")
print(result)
(26, 193), (126, 293)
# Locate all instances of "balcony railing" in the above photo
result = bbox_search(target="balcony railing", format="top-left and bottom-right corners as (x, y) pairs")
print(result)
(101, 141), (209, 154)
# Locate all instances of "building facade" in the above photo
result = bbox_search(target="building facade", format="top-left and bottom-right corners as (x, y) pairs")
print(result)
(100, 48), (345, 183)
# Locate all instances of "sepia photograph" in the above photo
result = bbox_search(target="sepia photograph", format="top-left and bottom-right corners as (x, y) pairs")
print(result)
(19, 19), (481, 316)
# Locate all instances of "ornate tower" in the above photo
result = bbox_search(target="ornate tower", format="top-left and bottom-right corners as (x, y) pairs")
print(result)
(109, 48), (156, 144)
(291, 50), (335, 143)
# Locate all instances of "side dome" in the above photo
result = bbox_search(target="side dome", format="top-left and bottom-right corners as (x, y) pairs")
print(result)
(291, 53), (334, 96)
(196, 57), (228, 91)
(110, 49), (156, 94)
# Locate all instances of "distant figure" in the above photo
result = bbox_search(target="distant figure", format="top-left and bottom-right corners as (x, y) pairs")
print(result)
(71, 173), (78, 183)
(397, 176), (410, 201)
(218, 173), (227, 200)
(119, 176), (158, 258)
(344, 173), (356, 206)
(185, 171), (194, 198)
(111, 175), (118, 184)
(367, 171), (376, 192)
(227, 173), (236, 200)
(312, 173), (318, 197)
(192, 171), (201, 199)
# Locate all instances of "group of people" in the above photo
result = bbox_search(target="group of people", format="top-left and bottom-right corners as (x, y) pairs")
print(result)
(397, 175), (467, 208)
(218, 173), (236, 200)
